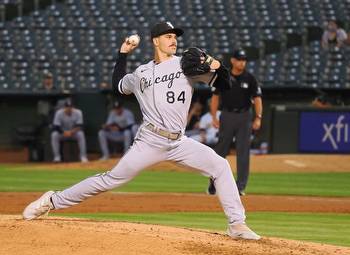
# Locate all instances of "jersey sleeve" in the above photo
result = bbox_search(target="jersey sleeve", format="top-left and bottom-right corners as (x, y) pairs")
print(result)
(117, 73), (136, 95)
(249, 74), (262, 98)
(53, 111), (61, 126)
(198, 115), (207, 129)
(106, 112), (114, 125)
(338, 29), (348, 41)
(321, 31), (329, 46)
(76, 110), (84, 125)
(112, 52), (137, 95)
(199, 114), (212, 130)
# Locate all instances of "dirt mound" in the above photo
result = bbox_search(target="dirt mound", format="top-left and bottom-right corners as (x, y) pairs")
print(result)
(1, 215), (348, 255)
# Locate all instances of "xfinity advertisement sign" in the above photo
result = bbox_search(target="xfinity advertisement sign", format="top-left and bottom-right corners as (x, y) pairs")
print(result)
(299, 112), (350, 153)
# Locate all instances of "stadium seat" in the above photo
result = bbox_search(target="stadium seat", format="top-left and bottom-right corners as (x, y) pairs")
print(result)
(1, 0), (349, 91)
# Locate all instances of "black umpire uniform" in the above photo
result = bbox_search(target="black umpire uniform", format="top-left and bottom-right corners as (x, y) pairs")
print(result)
(208, 49), (263, 196)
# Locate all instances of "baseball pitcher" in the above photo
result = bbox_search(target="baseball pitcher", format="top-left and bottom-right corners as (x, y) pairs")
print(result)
(23, 21), (260, 240)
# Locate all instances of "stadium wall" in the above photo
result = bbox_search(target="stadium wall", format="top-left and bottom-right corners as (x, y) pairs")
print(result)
(0, 88), (349, 157)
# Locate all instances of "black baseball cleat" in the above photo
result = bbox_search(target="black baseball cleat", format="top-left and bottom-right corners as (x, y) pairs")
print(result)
(207, 178), (216, 195)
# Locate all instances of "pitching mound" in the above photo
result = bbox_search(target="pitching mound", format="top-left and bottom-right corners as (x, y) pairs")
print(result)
(1, 215), (348, 255)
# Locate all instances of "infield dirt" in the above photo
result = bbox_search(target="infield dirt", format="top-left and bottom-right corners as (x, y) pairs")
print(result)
(1, 154), (349, 254)
(20, 154), (350, 173)
(1, 192), (350, 214)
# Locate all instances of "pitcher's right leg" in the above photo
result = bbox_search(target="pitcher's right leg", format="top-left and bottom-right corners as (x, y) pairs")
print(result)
(167, 137), (245, 224)
(50, 140), (166, 209)
(167, 137), (260, 240)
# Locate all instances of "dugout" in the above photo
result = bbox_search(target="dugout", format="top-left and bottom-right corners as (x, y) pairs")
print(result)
(0, 91), (142, 161)
(1, 88), (350, 159)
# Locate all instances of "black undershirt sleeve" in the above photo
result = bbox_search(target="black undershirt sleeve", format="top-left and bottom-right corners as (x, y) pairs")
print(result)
(212, 63), (232, 90)
(112, 52), (128, 95)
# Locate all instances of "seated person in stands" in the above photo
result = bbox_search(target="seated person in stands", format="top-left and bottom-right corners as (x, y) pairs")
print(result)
(190, 110), (221, 146)
(311, 94), (332, 108)
(51, 99), (88, 163)
(98, 101), (138, 160)
(185, 101), (203, 136)
(36, 71), (58, 129)
(40, 70), (56, 92)
(321, 20), (348, 49)
(99, 81), (112, 91)
(36, 70), (57, 114)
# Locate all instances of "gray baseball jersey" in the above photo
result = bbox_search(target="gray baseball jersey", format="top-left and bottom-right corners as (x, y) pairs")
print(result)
(106, 108), (135, 128)
(50, 55), (246, 227)
(117, 56), (217, 132)
(53, 108), (83, 131)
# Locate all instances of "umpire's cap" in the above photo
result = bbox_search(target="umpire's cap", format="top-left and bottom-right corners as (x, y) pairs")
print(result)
(232, 49), (247, 60)
(150, 21), (184, 39)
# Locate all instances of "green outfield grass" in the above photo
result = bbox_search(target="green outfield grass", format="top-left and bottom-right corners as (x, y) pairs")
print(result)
(54, 212), (350, 247)
(0, 165), (350, 196)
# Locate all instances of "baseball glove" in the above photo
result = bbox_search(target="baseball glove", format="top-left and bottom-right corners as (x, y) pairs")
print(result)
(180, 47), (214, 76)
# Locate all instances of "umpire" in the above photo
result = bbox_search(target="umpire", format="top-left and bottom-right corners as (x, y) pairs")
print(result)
(208, 49), (263, 196)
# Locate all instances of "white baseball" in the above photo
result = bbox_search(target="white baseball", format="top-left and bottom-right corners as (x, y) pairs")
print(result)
(128, 34), (140, 46)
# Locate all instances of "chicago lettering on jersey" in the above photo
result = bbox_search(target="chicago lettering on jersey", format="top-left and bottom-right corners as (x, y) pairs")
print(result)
(140, 71), (182, 93)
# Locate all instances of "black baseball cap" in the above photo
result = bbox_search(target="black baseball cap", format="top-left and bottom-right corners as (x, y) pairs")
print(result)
(113, 101), (123, 108)
(150, 21), (184, 39)
(232, 49), (247, 60)
(64, 98), (73, 107)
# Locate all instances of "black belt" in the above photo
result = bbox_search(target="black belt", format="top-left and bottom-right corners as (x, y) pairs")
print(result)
(223, 107), (249, 113)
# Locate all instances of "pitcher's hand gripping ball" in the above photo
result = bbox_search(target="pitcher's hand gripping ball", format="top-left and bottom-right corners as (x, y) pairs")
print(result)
(127, 34), (140, 46)
(180, 47), (214, 76)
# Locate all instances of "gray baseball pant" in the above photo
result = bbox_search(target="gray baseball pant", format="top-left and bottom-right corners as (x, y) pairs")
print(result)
(51, 125), (246, 224)
(51, 130), (87, 159)
(98, 129), (132, 156)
